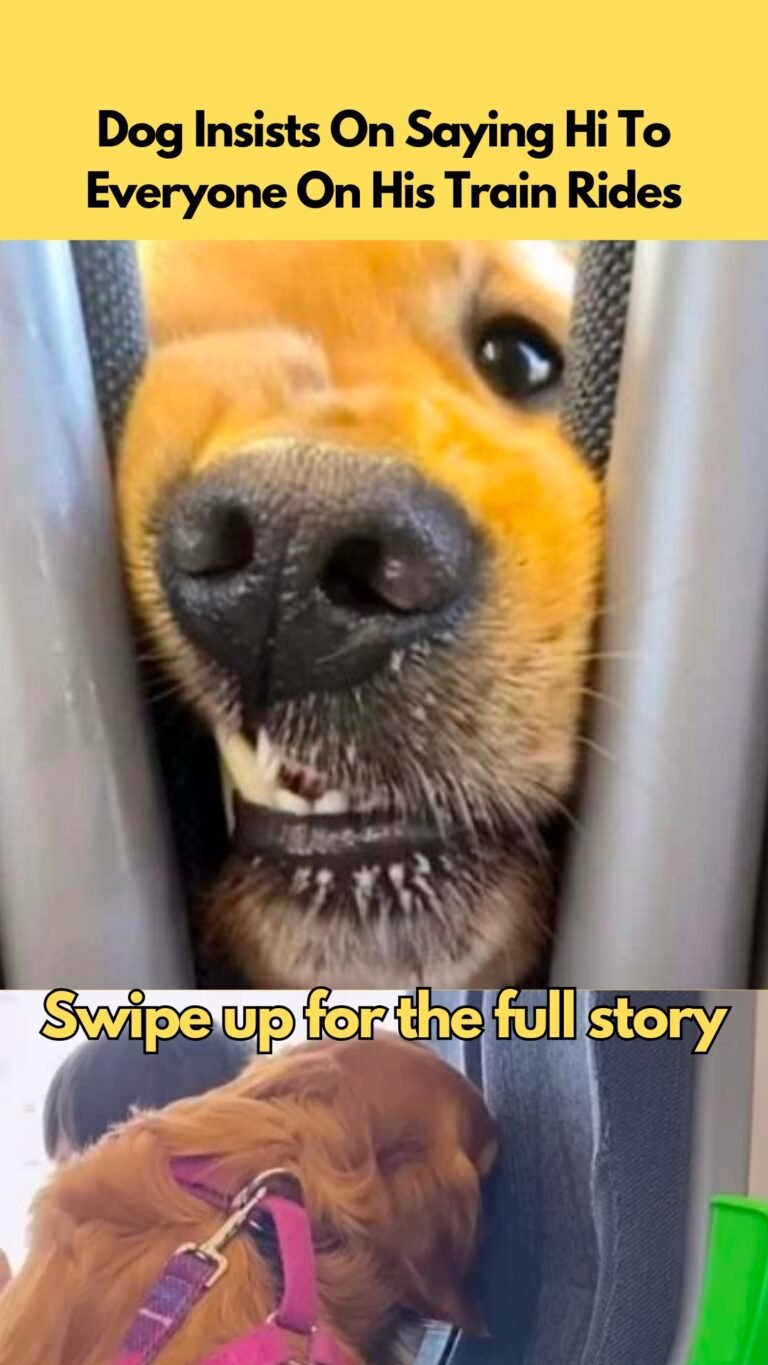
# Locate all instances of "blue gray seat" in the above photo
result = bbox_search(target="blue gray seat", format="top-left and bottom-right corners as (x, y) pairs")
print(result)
(418, 990), (752, 1365)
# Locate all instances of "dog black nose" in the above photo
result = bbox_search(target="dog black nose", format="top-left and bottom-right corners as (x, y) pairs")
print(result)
(159, 446), (479, 702)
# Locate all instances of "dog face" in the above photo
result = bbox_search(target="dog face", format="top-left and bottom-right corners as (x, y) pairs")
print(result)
(0, 1036), (497, 1365)
(118, 242), (601, 985)
(229, 1035), (499, 1337)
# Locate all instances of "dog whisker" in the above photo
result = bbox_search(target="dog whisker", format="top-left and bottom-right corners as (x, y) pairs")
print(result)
(590, 570), (696, 624)
(578, 684), (628, 712)
(575, 733), (620, 766)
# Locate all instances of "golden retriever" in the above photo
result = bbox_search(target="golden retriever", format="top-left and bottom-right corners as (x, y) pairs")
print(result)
(118, 242), (600, 986)
(0, 1036), (498, 1365)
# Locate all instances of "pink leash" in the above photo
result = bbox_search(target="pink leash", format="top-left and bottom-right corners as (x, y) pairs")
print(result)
(111, 1159), (350, 1365)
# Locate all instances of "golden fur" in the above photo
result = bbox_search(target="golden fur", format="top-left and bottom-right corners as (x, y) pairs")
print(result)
(117, 243), (601, 986)
(0, 1036), (497, 1365)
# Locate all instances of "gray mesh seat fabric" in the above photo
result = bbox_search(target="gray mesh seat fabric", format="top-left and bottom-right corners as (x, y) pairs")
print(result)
(561, 241), (634, 467)
(421, 991), (696, 1365)
(70, 241), (148, 458)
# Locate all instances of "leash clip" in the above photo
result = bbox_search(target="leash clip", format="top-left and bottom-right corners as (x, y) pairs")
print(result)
(176, 1166), (295, 1288)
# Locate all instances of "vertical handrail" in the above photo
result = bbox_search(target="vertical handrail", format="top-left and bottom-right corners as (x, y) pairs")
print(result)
(0, 241), (193, 986)
(553, 242), (768, 988)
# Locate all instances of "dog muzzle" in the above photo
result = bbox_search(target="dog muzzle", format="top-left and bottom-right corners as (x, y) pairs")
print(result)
(110, 1158), (351, 1365)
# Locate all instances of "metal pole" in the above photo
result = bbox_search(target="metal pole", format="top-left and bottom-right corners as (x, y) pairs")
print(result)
(0, 240), (193, 986)
(553, 241), (768, 988)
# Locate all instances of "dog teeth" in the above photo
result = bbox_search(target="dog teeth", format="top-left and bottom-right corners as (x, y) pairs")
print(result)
(314, 789), (348, 815)
(274, 789), (312, 815)
(215, 726), (350, 818)
(216, 728), (277, 806)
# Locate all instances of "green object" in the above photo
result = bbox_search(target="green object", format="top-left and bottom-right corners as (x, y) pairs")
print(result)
(687, 1195), (768, 1364)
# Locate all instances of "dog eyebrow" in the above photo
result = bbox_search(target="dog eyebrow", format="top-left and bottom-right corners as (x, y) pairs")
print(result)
(514, 241), (575, 306)
(416, 244), (492, 347)
(476, 242), (574, 342)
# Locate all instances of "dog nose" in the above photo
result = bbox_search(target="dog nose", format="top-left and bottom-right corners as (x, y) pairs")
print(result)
(159, 447), (479, 702)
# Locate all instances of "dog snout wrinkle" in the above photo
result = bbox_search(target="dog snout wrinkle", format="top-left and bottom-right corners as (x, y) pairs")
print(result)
(160, 445), (481, 703)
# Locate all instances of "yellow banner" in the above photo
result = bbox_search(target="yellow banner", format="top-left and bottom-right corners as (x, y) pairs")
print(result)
(2, 0), (766, 238)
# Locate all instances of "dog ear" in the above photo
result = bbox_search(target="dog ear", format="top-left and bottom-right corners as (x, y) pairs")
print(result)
(379, 1144), (488, 1333)
(321, 1037), (497, 1333)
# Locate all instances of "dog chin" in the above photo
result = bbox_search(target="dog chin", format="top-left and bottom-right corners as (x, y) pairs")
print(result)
(204, 842), (548, 988)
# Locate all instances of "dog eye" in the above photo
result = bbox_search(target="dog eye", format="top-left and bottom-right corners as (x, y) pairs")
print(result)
(473, 317), (563, 404)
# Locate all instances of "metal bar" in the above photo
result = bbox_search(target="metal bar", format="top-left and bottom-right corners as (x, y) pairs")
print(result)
(0, 240), (193, 986)
(553, 241), (768, 988)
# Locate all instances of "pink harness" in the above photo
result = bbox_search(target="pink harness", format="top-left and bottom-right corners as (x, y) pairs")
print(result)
(111, 1159), (351, 1365)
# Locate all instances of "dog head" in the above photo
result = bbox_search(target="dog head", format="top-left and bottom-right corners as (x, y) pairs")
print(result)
(224, 1033), (499, 1341)
(118, 242), (601, 984)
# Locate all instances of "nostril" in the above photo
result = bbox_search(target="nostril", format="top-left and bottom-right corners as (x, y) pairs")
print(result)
(166, 500), (255, 579)
(320, 532), (459, 616)
(321, 536), (401, 614)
